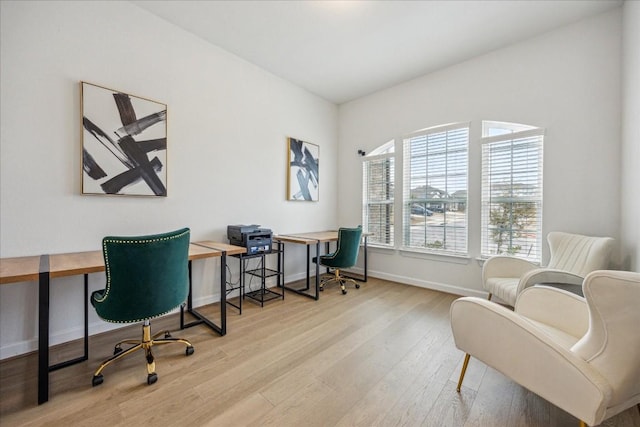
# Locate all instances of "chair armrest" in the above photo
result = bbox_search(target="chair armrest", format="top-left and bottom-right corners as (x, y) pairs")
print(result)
(515, 286), (588, 338)
(482, 256), (538, 284)
(517, 268), (584, 294)
(450, 297), (611, 426)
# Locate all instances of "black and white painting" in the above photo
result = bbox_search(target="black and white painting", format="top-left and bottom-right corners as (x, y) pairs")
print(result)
(81, 81), (167, 196)
(287, 137), (319, 201)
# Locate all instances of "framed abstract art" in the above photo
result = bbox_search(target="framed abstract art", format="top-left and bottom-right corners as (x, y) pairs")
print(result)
(287, 137), (319, 201)
(81, 81), (168, 196)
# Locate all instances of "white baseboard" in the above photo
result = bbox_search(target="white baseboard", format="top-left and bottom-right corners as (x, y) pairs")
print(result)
(348, 267), (488, 299)
(0, 272), (484, 360)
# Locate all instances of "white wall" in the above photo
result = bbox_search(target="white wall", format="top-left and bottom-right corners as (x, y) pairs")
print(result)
(338, 9), (623, 296)
(0, 1), (338, 359)
(622, 0), (640, 272)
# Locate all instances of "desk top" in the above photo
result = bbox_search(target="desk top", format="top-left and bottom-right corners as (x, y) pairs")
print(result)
(0, 255), (41, 284)
(193, 241), (247, 256)
(274, 234), (320, 245)
(50, 251), (104, 278)
(288, 231), (339, 242)
(275, 230), (371, 244)
(0, 241), (245, 284)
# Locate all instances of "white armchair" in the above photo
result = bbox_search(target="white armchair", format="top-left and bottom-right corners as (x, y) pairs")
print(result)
(451, 270), (640, 427)
(483, 231), (614, 306)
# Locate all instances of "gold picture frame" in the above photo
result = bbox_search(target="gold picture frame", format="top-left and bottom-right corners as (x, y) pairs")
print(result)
(81, 81), (168, 196)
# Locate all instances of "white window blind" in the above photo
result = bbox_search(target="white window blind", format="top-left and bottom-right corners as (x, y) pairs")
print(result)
(402, 124), (469, 255)
(362, 153), (395, 247)
(481, 125), (544, 262)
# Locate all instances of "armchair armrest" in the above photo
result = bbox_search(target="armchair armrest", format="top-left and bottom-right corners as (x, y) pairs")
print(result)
(517, 268), (584, 294)
(450, 297), (612, 426)
(482, 255), (538, 284)
(515, 286), (588, 338)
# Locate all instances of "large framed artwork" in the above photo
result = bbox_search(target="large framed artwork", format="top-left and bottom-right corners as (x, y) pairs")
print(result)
(81, 81), (168, 196)
(287, 137), (319, 201)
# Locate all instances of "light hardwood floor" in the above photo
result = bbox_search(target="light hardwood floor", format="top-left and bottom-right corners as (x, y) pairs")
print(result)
(1, 278), (638, 426)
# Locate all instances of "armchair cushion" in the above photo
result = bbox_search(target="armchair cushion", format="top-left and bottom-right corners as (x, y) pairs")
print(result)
(482, 232), (614, 306)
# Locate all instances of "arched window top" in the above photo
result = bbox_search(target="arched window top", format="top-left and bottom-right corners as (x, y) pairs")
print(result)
(482, 121), (538, 137)
(367, 140), (394, 156)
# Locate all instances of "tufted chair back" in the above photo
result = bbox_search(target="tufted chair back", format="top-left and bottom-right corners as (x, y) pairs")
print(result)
(547, 232), (614, 276)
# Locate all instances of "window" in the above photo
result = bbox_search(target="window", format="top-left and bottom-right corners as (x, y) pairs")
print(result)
(402, 123), (469, 255)
(362, 141), (395, 246)
(481, 121), (544, 262)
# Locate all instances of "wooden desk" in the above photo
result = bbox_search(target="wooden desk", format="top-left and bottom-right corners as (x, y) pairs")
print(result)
(273, 235), (321, 300)
(185, 241), (246, 332)
(0, 241), (243, 405)
(274, 230), (370, 300)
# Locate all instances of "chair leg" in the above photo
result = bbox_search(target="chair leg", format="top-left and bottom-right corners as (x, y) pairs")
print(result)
(92, 320), (193, 387)
(579, 421), (587, 427)
(319, 270), (339, 291)
(487, 293), (492, 301)
(93, 342), (143, 380)
(456, 353), (471, 392)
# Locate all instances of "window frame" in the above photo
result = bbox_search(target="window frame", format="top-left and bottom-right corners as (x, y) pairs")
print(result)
(480, 124), (544, 262)
(401, 122), (470, 256)
(362, 149), (396, 248)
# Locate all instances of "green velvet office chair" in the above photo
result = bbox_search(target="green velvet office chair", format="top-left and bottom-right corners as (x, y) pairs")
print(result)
(313, 226), (363, 295)
(90, 227), (194, 387)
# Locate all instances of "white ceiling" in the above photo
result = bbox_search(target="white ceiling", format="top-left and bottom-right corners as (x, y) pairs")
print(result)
(132, 0), (623, 104)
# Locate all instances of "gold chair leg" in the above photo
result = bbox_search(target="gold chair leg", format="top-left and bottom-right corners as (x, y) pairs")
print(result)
(579, 421), (587, 427)
(92, 321), (193, 387)
(456, 353), (471, 392)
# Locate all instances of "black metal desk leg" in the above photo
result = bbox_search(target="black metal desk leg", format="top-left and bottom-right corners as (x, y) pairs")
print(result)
(314, 242), (320, 300)
(83, 274), (89, 360)
(325, 242), (331, 274)
(181, 261), (194, 329)
(363, 235), (368, 282)
(38, 255), (50, 405)
(220, 252), (227, 335)
(277, 242), (283, 288)
(306, 245), (310, 291)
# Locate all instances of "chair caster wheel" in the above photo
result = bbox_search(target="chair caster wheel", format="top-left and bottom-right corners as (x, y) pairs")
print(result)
(92, 374), (104, 387)
(355, 284), (360, 289)
(342, 289), (347, 295)
(164, 331), (172, 339)
(186, 346), (195, 356)
(113, 345), (123, 356)
(147, 373), (158, 385)
(319, 288), (324, 292)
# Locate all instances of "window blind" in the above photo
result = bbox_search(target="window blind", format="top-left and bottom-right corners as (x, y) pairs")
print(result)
(362, 155), (395, 246)
(402, 124), (469, 255)
(481, 127), (544, 262)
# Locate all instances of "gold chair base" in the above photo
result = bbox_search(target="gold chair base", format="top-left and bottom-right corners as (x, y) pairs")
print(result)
(92, 320), (193, 386)
(320, 269), (360, 295)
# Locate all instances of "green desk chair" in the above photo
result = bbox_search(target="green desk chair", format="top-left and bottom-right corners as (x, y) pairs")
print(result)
(91, 228), (194, 387)
(313, 226), (363, 295)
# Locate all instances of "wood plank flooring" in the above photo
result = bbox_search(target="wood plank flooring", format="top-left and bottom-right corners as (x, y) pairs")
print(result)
(1, 278), (638, 426)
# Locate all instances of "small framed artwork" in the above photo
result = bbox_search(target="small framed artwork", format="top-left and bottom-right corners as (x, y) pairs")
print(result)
(81, 81), (168, 196)
(287, 137), (319, 201)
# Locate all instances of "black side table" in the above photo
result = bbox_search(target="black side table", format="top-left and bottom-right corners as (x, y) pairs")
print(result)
(232, 241), (284, 307)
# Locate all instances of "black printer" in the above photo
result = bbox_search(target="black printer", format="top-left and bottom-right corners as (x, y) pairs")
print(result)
(227, 224), (273, 255)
